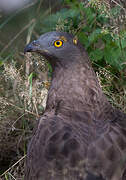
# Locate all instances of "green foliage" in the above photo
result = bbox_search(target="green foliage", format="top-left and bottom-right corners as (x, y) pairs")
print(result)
(40, 0), (126, 72)
(39, 8), (80, 33)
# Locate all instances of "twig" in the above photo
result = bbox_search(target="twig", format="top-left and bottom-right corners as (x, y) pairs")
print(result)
(7, 172), (16, 180)
(0, 155), (26, 177)
(12, 113), (26, 128)
(37, 0), (44, 14)
(2, 97), (40, 118)
(111, 0), (125, 11)
(1, 19), (36, 55)
(0, 1), (36, 30)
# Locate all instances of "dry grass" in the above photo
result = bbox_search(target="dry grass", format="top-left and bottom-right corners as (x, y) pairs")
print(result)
(0, 53), (50, 179)
(95, 65), (126, 112)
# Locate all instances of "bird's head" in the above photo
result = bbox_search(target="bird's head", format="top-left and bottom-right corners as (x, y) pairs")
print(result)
(24, 31), (82, 68)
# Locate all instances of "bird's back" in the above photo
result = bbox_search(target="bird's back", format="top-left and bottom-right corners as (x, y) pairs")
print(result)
(24, 109), (126, 180)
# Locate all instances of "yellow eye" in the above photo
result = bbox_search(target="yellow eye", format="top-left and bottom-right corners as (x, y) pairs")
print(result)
(54, 40), (63, 47)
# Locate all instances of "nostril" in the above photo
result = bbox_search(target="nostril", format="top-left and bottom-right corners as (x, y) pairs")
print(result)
(32, 40), (40, 46)
(24, 40), (40, 54)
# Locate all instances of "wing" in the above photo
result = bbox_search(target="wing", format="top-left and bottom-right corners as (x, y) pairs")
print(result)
(24, 115), (87, 180)
(87, 109), (126, 180)
(24, 110), (126, 180)
(25, 113), (105, 180)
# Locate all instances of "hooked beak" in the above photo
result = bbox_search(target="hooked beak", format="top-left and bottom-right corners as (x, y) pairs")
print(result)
(24, 40), (41, 54)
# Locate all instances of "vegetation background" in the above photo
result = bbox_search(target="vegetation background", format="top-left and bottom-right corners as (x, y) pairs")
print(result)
(0, 0), (126, 179)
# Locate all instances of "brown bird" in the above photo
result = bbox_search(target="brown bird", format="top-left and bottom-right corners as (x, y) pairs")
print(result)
(24, 31), (126, 180)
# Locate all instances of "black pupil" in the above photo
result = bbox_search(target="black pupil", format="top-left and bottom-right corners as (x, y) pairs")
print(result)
(56, 41), (60, 45)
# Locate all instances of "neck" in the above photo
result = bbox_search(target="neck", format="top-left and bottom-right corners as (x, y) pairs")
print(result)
(45, 55), (109, 116)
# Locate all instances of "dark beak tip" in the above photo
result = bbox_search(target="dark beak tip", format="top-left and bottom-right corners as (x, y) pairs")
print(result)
(24, 47), (27, 54)
(24, 43), (33, 54)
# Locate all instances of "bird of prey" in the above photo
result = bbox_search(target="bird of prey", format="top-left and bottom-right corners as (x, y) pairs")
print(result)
(24, 31), (126, 180)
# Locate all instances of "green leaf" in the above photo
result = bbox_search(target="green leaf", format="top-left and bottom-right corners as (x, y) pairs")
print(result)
(88, 28), (102, 44)
(78, 32), (88, 48)
(89, 49), (104, 61)
(28, 72), (33, 97)
(121, 38), (126, 49)
(47, 62), (52, 77)
(102, 33), (113, 43)
(0, 60), (4, 67)
(83, 7), (96, 24)
(79, 2), (85, 11)
(104, 45), (122, 70)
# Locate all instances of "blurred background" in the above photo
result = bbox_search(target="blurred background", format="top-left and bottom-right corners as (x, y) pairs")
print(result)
(0, 0), (126, 179)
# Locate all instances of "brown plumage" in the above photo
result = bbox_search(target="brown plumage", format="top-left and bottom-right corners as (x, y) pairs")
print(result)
(24, 31), (126, 180)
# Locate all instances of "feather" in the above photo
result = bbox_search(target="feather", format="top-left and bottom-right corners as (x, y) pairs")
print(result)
(24, 31), (126, 180)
